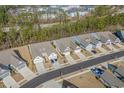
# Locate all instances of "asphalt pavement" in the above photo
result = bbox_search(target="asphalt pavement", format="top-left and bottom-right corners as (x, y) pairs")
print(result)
(21, 50), (124, 88)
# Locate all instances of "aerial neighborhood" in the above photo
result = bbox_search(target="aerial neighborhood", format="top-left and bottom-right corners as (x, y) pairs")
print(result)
(1, 30), (124, 88)
(1, 5), (124, 88)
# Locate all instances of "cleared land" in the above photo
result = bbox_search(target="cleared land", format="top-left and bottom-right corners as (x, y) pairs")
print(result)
(0, 80), (6, 88)
(112, 44), (120, 49)
(81, 49), (92, 57)
(43, 60), (53, 70)
(70, 52), (80, 60)
(56, 52), (68, 65)
(58, 56), (68, 65)
(66, 71), (105, 88)
(15, 46), (36, 72)
(112, 61), (124, 67)
(11, 73), (24, 82)
(102, 44), (111, 51)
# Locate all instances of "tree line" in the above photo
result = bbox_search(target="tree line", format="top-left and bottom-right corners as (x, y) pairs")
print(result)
(0, 6), (124, 50)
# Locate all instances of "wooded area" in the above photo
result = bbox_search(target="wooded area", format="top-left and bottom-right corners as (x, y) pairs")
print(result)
(0, 6), (124, 50)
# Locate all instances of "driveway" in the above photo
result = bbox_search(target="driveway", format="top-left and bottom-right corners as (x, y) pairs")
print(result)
(18, 66), (36, 81)
(52, 62), (61, 69)
(97, 47), (107, 53)
(65, 54), (75, 64)
(3, 76), (20, 88)
(116, 43), (124, 49)
(35, 63), (46, 74)
(107, 45), (117, 51)
(75, 52), (86, 60)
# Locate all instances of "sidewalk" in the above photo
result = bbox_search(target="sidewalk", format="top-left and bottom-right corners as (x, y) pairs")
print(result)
(3, 76), (20, 88)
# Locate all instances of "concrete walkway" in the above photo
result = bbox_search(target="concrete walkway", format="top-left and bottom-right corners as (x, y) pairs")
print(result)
(107, 45), (117, 51)
(65, 55), (75, 64)
(98, 47), (107, 53)
(52, 62), (61, 69)
(75, 52), (86, 60)
(117, 43), (124, 49)
(42, 80), (62, 88)
(35, 63), (46, 74)
(18, 66), (36, 81)
(3, 76), (20, 88)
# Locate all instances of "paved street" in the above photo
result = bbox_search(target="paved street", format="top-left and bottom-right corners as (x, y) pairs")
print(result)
(21, 50), (124, 88)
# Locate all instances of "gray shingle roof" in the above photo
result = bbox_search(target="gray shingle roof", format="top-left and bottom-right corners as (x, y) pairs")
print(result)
(54, 37), (77, 53)
(30, 41), (56, 59)
(115, 67), (124, 77)
(97, 31), (120, 43)
(0, 49), (25, 68)
(96, 32), (109, 43)
(101, 71), (124, 87)
(90, 36), (100, 45)
(77, 34), (91, 48)
(108, 32), (120, 43)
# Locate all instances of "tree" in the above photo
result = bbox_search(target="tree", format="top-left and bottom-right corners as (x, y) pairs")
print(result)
(96, 18), (106, 30)
(0, 6), (9, 26)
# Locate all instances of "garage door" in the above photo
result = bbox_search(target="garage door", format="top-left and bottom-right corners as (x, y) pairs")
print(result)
(3, 76), (20, 88)
(18, 66), (36, 81)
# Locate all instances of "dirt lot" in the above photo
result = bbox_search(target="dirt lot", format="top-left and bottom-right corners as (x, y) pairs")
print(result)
(56, 52), (68, 65)
(112, 61), (124, 67)
(58, 56), (68, 65)
(112, 44), (120, 49)
(70, 52), (80, 60)
(0, 80), (6, 88)
(81, 49), (92, 57)
(11, 73), (24, 82)
(43, 60), (53, 70)
(102, 44), (111, 51)
(66, 71), (105, 88)
(15, 46), (36, 73)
